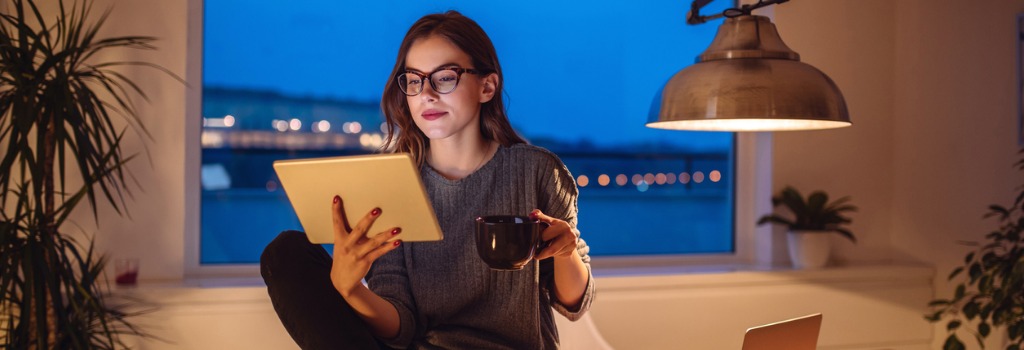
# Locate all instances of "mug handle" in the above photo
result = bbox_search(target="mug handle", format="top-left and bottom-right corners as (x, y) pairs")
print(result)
(535, 221), (550, 251)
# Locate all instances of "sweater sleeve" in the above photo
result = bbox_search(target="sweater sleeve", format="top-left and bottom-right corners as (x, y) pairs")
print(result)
(365, 246), (417, 348)
(537, 151), (595, 321)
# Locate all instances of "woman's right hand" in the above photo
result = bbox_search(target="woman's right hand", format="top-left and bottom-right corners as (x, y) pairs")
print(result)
(329, 195), (403, 298)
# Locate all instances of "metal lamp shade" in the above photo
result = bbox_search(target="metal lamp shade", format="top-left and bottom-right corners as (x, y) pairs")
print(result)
(647, 15), (851, 131)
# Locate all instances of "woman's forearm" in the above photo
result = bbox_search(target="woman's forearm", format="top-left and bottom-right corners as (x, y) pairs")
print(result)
(552, 251), (589, 309)
(341, 285), (401, 339)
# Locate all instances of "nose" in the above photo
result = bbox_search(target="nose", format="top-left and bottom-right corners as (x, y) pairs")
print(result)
(419, 82), (439, 102)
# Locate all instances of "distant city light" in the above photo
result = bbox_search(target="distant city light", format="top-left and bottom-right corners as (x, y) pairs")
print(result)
(710, 170), (722, 182)
(273, 120), (289, 132)
(643, 173), (655, 185)
(631, 174), (642, 186)
(577, 175), (589, 187)
(667, 173), (677, 184)
(680, 172), (691, 184)
(655, 173), (667, 185)
(359, 133), (384, 148)
(615, 174), (627, 186)
(693, 171), (705, 184)
(266, 180), (277, 192)
(200, 131), (225, 147)
(380, 122), (388, 133)
(289, 118), (302, 131)
(312, 120), (331, 133)
(636, 181), (649, 192)
(343, 121), (363, 134)
(597, 174), (610, 186)
(203, 115), (235, 128)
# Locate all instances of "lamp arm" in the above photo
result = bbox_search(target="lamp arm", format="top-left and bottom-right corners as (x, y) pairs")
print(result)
(687, 0), (724, 25)
(687, 0), (791, 25)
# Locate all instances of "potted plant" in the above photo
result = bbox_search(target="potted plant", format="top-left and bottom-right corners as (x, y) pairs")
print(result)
(926, 151), (1024, 350)
(756, 186), (858, 269)
(1, 0), (171, 348)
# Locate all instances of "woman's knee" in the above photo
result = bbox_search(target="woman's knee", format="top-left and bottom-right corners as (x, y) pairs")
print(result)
(261, 231), (309, 264)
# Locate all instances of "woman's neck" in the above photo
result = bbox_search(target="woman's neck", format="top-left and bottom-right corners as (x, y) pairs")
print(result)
(427, 136), (497, 181)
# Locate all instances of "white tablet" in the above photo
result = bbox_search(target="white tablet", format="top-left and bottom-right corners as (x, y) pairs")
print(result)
(273, 153), (444, 244)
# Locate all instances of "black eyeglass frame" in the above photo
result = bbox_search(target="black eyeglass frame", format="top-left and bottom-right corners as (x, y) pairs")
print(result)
(396, 67), (484, 96)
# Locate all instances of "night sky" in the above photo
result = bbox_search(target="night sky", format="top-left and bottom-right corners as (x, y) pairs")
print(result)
(203, 0), (734, 150)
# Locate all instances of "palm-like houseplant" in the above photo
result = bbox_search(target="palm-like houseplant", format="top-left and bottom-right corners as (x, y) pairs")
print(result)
(757, 186), (858, 268)
(926, 151), (1024, 350)
(1, 0), (170, 348)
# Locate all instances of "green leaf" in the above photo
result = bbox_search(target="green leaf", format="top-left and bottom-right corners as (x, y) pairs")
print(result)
(964, 301), (979, 320)
(948, 320), (962, 331)
(943, 335), (966, 350)
(969, 263), (982, 283)
(979, 303), (993, 320)
(948, 267), (964, 280)
(1011, 320), (1023, 339)
(988, 205), (1011, 219)
(807, 191), (828, 211)
(979, 322), (991, 337)
(928, 299), (951, 307)
(955, 284), (966, 300)
(966, 252), (976, 264)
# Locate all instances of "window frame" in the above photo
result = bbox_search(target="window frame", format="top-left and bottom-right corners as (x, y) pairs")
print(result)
(182, 0), (774, 278)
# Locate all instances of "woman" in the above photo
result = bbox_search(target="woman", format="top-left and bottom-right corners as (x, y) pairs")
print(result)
(261, 11), (595, 349)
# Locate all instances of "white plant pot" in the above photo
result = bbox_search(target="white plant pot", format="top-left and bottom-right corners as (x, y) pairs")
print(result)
(787, 230), (831, 269)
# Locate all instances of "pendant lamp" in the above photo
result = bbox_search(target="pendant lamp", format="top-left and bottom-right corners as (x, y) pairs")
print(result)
(647, 0), (851, 132)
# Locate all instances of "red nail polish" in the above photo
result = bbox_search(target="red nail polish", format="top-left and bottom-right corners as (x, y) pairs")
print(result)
(529, 211), (538, 220)
(371, 208), (381, 216)
(391, 228), (402, 235)
(333, 195), (340, 204)
(393, 240), (402, 247)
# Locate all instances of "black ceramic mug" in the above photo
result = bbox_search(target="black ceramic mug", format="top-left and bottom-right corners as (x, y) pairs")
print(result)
(474, 215), (547, 270)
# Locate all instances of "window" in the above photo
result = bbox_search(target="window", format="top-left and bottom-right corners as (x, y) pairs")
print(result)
(200, 0), (737, 264)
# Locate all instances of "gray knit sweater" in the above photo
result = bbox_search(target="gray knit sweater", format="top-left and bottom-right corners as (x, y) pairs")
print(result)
(366, 143), (595, 350)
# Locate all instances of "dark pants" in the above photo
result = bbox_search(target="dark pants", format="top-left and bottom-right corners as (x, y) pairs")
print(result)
(261, 230), (385, 350)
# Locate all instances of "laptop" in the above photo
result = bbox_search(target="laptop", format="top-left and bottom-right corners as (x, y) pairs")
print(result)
(273, 153), (444, 244)
(741, 313), (822, 350)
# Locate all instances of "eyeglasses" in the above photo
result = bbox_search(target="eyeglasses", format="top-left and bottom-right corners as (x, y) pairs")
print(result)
(396, 67), (482, 96)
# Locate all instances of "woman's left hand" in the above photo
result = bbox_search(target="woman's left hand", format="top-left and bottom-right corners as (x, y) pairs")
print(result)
(530, 209), (579, 260)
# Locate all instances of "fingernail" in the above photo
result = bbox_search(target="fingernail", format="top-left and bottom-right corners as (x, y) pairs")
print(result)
(391, 228), (402, 235)
(333, 195), (340, 204)
(529, 211), (538, 220)
(393, 240), (402, 247)
(372, 207), (381, 216)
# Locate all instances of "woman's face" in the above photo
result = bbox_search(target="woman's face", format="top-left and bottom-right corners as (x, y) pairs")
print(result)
(403, 35), (494, 143)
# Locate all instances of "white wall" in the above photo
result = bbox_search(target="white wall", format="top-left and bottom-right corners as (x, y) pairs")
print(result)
(64, 0), (191, 281)
(774, 0), (1024, 348)
(772, 0), (898, 265)
(42, 0), (1024, 348)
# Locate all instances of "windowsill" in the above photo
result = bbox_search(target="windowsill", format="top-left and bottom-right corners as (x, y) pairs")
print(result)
(593, 262), (934, 292)
(114, 262), (935, 300)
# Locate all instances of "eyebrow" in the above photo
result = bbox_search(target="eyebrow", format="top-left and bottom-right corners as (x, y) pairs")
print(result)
(404, 62), (464, 73)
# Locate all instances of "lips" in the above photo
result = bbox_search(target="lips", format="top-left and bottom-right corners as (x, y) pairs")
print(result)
(421, 109), (447, 121)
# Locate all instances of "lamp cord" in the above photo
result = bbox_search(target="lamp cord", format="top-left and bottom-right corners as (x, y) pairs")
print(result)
(687, 0), (791, 25)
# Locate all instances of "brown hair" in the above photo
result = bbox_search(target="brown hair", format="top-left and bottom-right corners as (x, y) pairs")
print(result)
(380, 10), (526, 166)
